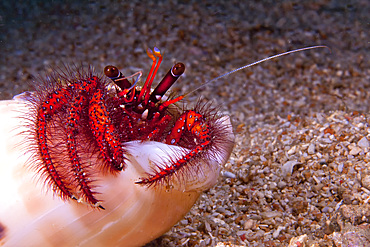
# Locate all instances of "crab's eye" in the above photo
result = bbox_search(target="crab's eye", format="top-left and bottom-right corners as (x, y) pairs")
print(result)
(104, 65), (120, 79)
(172, 62), (185, 76)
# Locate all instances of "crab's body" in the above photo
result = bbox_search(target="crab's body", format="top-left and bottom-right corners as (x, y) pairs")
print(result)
(20, 48), (233, 209)
(0, 48), (234, 246)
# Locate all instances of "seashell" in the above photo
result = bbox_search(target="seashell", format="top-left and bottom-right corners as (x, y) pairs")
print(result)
(0, 97), (234, 246)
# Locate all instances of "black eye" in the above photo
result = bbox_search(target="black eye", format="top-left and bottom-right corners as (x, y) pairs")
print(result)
(104, 65), (120, 79)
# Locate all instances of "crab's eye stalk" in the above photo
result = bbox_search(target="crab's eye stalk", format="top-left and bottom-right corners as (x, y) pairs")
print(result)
(104, 65), (131, 90)
(150, 62), (185, 103)
(104, 65), (120, 79)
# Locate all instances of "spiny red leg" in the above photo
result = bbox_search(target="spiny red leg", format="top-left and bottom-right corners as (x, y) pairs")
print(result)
(36, 88), (75, 200)
(89, 89), (126, 173)
(66, 94), (102, 208)
(137, 110), (211, 186)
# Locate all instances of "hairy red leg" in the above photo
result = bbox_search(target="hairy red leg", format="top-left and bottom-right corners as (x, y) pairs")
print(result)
(89, 89), (126, 173)
(60, 76), (110, 208)
(35, 73), (124, 208)
(137, 110), (211, 185)
(36, 88), (75, 200)
(66, 93), (102, 207)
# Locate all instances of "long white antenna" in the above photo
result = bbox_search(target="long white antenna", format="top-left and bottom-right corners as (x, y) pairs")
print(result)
(186, 45), (330, 96)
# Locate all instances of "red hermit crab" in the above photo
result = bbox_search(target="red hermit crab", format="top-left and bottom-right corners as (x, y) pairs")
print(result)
(0, 47), (234, 246)
(27, 47), (233, 209)
(0, 46), (326, 246)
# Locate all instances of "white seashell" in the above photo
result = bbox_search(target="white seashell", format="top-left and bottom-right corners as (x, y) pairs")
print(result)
(0, 97), (234, 246)
(281, 160), (300, 176)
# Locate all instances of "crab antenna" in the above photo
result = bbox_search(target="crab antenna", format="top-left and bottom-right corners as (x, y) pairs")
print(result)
(122, 71), (143, 93)
(186, 45), (330, 97)
(150, 62), (185, 103)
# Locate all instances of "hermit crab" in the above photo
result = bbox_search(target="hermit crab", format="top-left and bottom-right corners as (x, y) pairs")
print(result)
(0, 46), (326, 246)
(0, 47), (234, 246)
